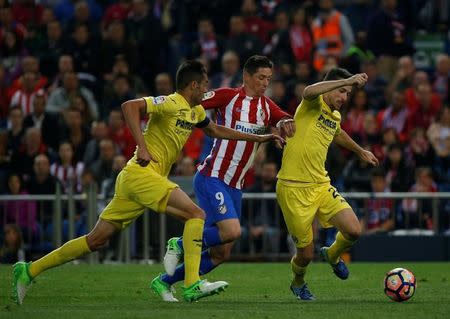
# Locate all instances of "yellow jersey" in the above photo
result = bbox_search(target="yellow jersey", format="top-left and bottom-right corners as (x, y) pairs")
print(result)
(128, 93), (208, 177)
(277, 94), (341, 184)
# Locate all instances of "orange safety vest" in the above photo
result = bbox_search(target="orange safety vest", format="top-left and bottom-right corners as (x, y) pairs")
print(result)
(312, 11), (343, 71)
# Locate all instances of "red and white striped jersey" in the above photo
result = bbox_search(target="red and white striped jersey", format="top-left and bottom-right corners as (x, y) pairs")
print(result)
(197, 87), (289, 189)
(10, 89), (39, 115)
(50, 162), (85, 193)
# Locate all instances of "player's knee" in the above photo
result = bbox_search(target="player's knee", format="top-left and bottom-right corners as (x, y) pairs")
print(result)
(211, 247), (232, 263)
(221, 226), (241, 243)
(86, 234), (109, 251)
(294, 251), (313, 265)
(344, 225), (361, 241)
(186, 206), (206, 220)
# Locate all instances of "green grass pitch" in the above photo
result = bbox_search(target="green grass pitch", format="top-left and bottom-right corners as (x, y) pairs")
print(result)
(1, 262), (449, 319)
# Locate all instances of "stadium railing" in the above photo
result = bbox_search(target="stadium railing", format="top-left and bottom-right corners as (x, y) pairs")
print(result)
(1, 187), (449, 263)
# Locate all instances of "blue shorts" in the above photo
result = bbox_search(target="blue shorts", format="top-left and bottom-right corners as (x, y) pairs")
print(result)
(193, 172), (242, 227)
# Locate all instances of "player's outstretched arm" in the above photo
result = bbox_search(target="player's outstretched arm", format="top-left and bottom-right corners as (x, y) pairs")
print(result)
(334, 130), (379, 166)
(121, 98), (157, 166)
(202, 121), (285, 145)
(303, 73), (368, 100)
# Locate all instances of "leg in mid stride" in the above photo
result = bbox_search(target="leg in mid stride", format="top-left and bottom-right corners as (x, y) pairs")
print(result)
(320, 208), (361, 280)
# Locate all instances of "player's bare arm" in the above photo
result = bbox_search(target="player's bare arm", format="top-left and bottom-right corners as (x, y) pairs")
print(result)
(121, 98), (158, 166)
(202, 121), (285, 145)
(303, 73), (368, 100)
(334, 130), (379, 166)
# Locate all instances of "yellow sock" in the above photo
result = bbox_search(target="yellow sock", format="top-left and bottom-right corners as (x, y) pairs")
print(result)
(327, 232), (356, 264)
(182, 218), (204, 287)
(291, 257), (307, 287)
(29, 236), (91, 278)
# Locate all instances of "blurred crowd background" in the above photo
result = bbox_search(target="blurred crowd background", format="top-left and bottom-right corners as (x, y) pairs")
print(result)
(1, 0), (450, 263)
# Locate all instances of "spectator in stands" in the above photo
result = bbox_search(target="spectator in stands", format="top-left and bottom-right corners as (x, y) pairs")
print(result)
(101, 20), (138, 75)
(6, 106), (25, 155)
(102, 74), (134, 117)
(383, 143), (413, 192)
(427, 106), (450, 157)
(102, 0), (131, 31)
(65, 1), (99, 39)
(128, 0), (166, 85)
(405, 128), (434, 168)
(47, 55), (74, 93)
(342, 147), (373, 192)
(289, 6), (313, 64)
(100, 154), (127, 200)
(263, 10), (293, 67)
(226, 14), (263, 65)
(287, 82), (307, 115)
(50, 142), (84, 194)
(104, 56), (147, 98)
(242, 161), (280, 253)
(0, 224), (25, 264)
(47, 71), (98, 120)
(387, 56), (415, 96)
(0, 131), (11, 191)
(70, 94), (95, 124)
(88, 138), (116, 186)
(61, 108), (90, 163)
(190, 17), (224, 74)
(367, 0), (414, 79)
(23, 89), (61, 151)
(10, 127), (48, 180)
(267, 79), (288, 108)
(361, 60), (387, 111)
(361, 168), (394, 235)
(63, 23), (99, 78)
(240, 0), (273, 44)
(407, 83), (442, 133)
(107, 109), (135, 159)
(9, 71), (40, 116)
(37, 20), (65, 79)
(402, 167), (436, 229)
(209, 51), (242, 89)
(3, 173), (38, 240)
(377, 90), (409, 142)
(432, 53), (449, 105)
(311, 0), (354, 71)
(8, 56), (48, 97)
(154, 72), (173, 96)
(0, 64), (9, 124)
(0, 4), (27, 42)
(405, 71), (440, 111)
(27, 154), (59, 223)
(361, 112), (381, 147)
(54, 0), (102, 26)
(83, 120), (109, 167)
(341, 88), (368, 142)
(0, 29), (28, 87)
(344, 31), (374, 74)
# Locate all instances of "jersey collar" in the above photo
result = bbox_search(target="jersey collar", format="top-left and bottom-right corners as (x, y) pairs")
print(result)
(174, 92), (193, 107)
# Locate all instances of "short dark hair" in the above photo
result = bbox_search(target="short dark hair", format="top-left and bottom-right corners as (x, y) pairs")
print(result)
(243, 55), (273, 75)
(176, 60), (207, 91)
(323, 67), (353, 81)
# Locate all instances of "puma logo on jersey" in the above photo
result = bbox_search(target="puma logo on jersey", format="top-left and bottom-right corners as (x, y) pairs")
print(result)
(317, 114), (336, 129)
(176, 119), (195, 130)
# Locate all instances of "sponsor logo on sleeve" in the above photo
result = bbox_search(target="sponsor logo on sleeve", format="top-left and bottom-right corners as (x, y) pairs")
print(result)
(202, 91), (215, 100)
(153, 96), (166, 105)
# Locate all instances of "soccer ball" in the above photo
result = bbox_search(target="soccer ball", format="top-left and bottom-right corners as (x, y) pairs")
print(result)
(384, 268), (416, 302)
